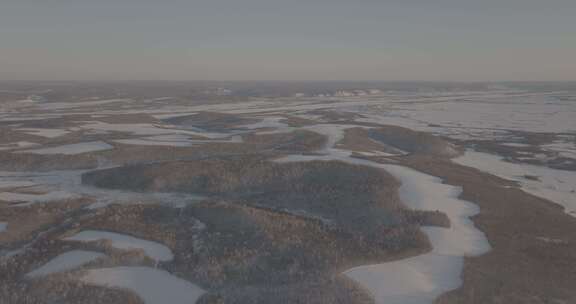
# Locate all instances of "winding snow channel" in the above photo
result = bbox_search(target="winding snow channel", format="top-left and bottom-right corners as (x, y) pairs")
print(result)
(343, 164), (491, 304)
(276, 125), (491, 304)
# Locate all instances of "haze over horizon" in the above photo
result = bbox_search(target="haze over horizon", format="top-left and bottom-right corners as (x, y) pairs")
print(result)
(1, 0), (575, 82)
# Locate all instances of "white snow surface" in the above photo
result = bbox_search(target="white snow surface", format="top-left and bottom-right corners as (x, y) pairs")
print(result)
(21, 99), (132, 111)
(65, 230), (173, 261)
(0, 170), (205, 209)
(114, 134), (242, 147)
(240, 116), (289, 130)
(80, 266), (205, 304)
(0, 141), (40, 151)
(0, 191), (78, 205)
(500, 143), (532, 148)
(454, 150), (576, 217)
(0, 181), (37, 189)
(354, 92), (576, 140)
(17, 128), (71, 138)
(80, 121), (232, 139)
(26, 250), (105, 277)
(113, 138), (195, 147)
(542, 141), (576, 159)
(18, 141), (113, 155)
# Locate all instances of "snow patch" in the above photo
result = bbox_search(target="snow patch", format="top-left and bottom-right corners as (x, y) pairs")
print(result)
(26, 250), (105, 277)
(114, 134), (242, 147)
(240, 117), (288, 130)
(17, 128), (71, 138)
(0, 191), (78, 205)
(80, 267), (205, 304)
(0, 181), (37, 189)
(17, 141), (113, 155)
(65, 230), (173, 261)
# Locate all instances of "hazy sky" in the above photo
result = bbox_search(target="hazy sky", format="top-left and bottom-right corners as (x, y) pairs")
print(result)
(1, 0), (575, 81)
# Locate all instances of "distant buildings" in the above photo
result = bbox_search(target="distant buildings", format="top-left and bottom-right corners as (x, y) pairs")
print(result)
(334, 90), (356, 97)
(293, 89), (384, 98)
(26, 95), (46, 103)
(203, 88), (233, 96)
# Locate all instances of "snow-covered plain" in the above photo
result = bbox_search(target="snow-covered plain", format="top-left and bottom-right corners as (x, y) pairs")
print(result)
(80, 267), (205, 304)
(354, 92), (576, 140)
(1, 86), (574, 303)
(65, 230), (173, 261)
(454, 150), (576, 217)
(26, 250), (105, 277)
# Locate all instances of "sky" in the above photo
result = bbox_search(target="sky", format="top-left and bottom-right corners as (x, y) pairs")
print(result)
(1, 0), (575, 81)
